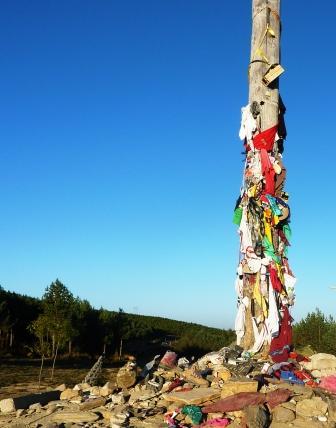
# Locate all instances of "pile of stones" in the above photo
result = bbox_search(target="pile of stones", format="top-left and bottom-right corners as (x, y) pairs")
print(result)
(1, 350), (336, 428)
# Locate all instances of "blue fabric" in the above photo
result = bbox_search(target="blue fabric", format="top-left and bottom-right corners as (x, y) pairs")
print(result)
(266, 194), (282, 216)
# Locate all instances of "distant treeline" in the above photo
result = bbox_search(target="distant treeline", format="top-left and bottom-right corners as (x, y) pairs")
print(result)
(0, 280), (235, 360)
(2, 281), (335, 361)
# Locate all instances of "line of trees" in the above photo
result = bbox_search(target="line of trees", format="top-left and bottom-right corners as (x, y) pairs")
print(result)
(0, 280), (235, 362)
(4, 281), (333, 362)
(293, 308), (336, 355)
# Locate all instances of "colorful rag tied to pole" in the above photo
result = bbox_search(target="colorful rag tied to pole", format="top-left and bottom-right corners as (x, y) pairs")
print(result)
(235, 106), (296, 360)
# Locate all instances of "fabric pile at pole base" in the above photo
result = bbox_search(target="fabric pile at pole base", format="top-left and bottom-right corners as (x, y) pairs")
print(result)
(234, 102), (296, 360)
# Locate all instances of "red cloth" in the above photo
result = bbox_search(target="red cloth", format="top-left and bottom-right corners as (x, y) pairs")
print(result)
(266, 388), (292, 409)
(253, 125), (278, 151)
(168, 378), (183, 392)
(202, 389), (291, 413)
(269, 265), (283, 292)
(202, 392), (265, 413)
(260, 149), (275, 195)
(270, 306), (293, 363)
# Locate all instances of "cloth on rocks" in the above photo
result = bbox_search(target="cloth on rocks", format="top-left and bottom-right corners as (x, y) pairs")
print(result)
(199, 418), (230, 427)
(181, 405), (203, 425)
(160, 351), (177, 368)
(202, 389), (291, 414)
(319, 375), (336, 393)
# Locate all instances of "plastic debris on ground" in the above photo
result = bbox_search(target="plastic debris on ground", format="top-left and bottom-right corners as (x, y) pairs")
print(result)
(181, 405), (203, 425)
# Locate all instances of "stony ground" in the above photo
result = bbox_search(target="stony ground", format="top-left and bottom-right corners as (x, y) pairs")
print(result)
(0, 350), (336, 427)
(0, 360), (118, 400)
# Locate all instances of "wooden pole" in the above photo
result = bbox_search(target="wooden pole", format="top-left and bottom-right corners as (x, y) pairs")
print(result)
(236, 0), (292, 354)
(249, 0), (280, 131)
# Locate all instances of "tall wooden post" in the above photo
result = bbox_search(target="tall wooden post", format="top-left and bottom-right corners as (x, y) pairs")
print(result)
(249, 0), (280, 130)
(234, 0), (296, 358)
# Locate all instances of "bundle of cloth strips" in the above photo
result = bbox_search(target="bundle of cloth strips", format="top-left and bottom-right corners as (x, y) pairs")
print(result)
(234, 102), (296, 362)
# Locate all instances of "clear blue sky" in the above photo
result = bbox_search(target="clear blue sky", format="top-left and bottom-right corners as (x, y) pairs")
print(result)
(0, 1), (335, 329)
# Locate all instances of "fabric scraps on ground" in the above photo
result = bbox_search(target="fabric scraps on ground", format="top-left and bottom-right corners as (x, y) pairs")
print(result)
(181, 405), (203, 425)
(160, 351), (178, 369)
(199, 418), (231, 427)
(319, 375), (336, 393)
(202, 388), (291, 413)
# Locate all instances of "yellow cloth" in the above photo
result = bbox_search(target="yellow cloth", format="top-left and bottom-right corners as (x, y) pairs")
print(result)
(253, 272), (268, 319)
(263, 209), (273, 244)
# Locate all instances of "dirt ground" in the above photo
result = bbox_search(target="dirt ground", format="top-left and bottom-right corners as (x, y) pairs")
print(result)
(0, 359), (119, 400)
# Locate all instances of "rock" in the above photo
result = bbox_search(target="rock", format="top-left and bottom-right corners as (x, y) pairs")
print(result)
(296, 397), (328, 418)
(111, 392), (129, 405)
(45, 404), (57, 415)
(311, 367), (336, 378)
(328, 398), (336, 422)
(273, 383), (313, 401)
(51, 411), (100, 423)
(302, 353), (336, 371)
(289, 419), (326, 428)
(280, 402), (296, 412)
(0, 390), (60, 413)
(0, 399), (16, 414)
(220, 378), (258, 398)
(73, 382), (91, 391)
(159, 369), (180, 381)
(79, 397), (106, 410)
(29, 403), (42, 412)
(89, 385), (102, 396)
(116, 361), (137, 389)
(129, 390), (157, 405)
(16, 409), (26, 417)
(163, 387), (221, 405)
(318, 416), (327, 422)
(229, 420), (244, 428)
(207, 412), (226, 420)
(272, 406), (296, 423)
(60, 388), (81, 400)
(226, 410), (245, 418)
(110, 411), (129, 427)
(270, 423), (291, 428)
(245, 405), (270, 428)
(302, 354), (336, 377)
(213, 367), (232, 382)
(55, 384), (67, 391)
(100, 381), (117, 396)
(183, 369), (210, 386)
(128, 414), (166, 427)
(96, 408), (113, 421)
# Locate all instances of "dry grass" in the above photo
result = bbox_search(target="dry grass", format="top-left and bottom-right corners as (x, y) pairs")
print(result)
(0, 360), (118, 400)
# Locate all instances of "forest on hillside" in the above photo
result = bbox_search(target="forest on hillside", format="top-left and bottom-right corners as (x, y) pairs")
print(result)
(1, 281), (336, 364)
(0, 280), (235, 362)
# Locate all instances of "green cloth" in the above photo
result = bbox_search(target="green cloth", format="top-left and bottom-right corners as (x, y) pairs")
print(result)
(181, 405), (203, 425)
(233, 207), (243, 225)
(262, 236), (281, 264)
(283, 224), (292, 241)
